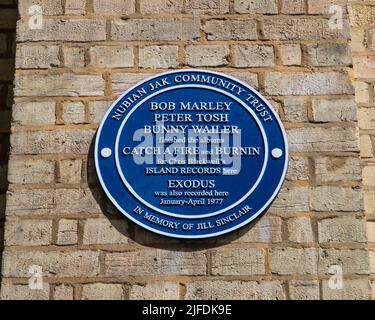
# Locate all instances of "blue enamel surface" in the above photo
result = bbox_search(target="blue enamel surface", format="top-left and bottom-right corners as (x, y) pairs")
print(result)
(95, 70), (288, 239)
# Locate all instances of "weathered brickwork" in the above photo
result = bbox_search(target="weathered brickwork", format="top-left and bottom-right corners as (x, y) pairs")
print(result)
(349, 0), (375, 299)
(0, 0), (373, 300)
(0, 0), (16, 293)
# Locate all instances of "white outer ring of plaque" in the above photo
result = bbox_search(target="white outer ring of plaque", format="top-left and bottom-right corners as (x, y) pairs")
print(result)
(95, 69), (289, 239)
(114, 85), (269, 219)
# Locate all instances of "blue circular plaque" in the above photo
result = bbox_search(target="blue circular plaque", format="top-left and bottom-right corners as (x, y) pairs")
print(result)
(95, 70), (288, 239)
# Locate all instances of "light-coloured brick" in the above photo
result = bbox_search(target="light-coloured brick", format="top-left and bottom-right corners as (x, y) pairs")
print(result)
(235, 216), (282, 243)
(5, 219), (52, 246)
(310, 186), (363, 212)
(186, 0), (229, 14)
(354, 81), (370, 104)
(306, 43), (352, 66)
(234, 0), (278, 14)
(204, 19), (257, 41)
(18, 0), (63, 16)
(140, 0), (183, 14)
(364, 190), (375, 214)
(82, 283), (124, 300)
(112, 73), (154, 95)
(186, 45), (229, 67)
(63, 47), (86, 68)
(308, 0), (347, 14)
(318, 217), (367, 243)
(349, 4), (375, 27)
(62, 102), (86, 124)
(16, 45), (60, 69)
(93, 0), (135, 15)
(281, 0), (305, 14)
(358, 108), (375, 130)
(8, 158), (55, 184)
(361, 135), (374, 159)
(0, 283), (50, 300)
(226, 72), (258, 89)
(6, 188), (102, 216)
(367, 222), (375, 242)
(265, 72), (354, 96)
(57, 159), (82, 184)
(289, 281), (320, 300)
(351, 28), (367, 52)
(319, 249), (369, 275)
(15, 72), (105, 97)
(133, 226), (181, 245)
(57, 219), (78, 245)
(286, 156), (309, 181)
(105, 250), (207, 276)
(2, 249), (100, 277)
(211, 248), (265, 275)
(368, 28), (375, 50)
(287, 127), (359, 152)
(111, 19), (200, 41)
(272, 187), (309, 212)
(129, 282), (179, 300)
(6, 189), (55, 216)
(270, 98), (286, 112)
(53, 284), (74, 300)
(363, 165), (375, 187)
(185, 281), (285, 300)
(322, 279), (371, 300)
(90, 101), (112, 123)
(139, 45), (179, 68)
(314, 156), (362, 183)
(83, 218), (129, 245)
(11, 129), (95, 154)
(17, 19), (106, 42)
(13, 101), (56, 125)
(279, 44), (302, 66)
(251, 281), (288, 300)
(287, 217), (314, 243)
(234, 45), (274, 67)
(283, 98), (308, 122)
(90, 46), (133, 68)
(312, 98), (357, 122)
(370, 250), (375, 273)
(262, 18), (350, 41)
(353, 56), (375, 79)
(53, 189), (103, 214)
(271, 248), (318, 275)
(65, 0), (86, 15)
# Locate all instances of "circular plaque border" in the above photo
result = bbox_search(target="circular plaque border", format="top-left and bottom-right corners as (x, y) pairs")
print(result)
(114, 85), (269, 219)
(95, 69), (289, 239)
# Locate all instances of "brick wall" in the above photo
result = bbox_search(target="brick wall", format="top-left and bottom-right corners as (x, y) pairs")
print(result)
(0, 0), (16, 290)
(0, 0), (372, 300)
(348, 0), (375, 300)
